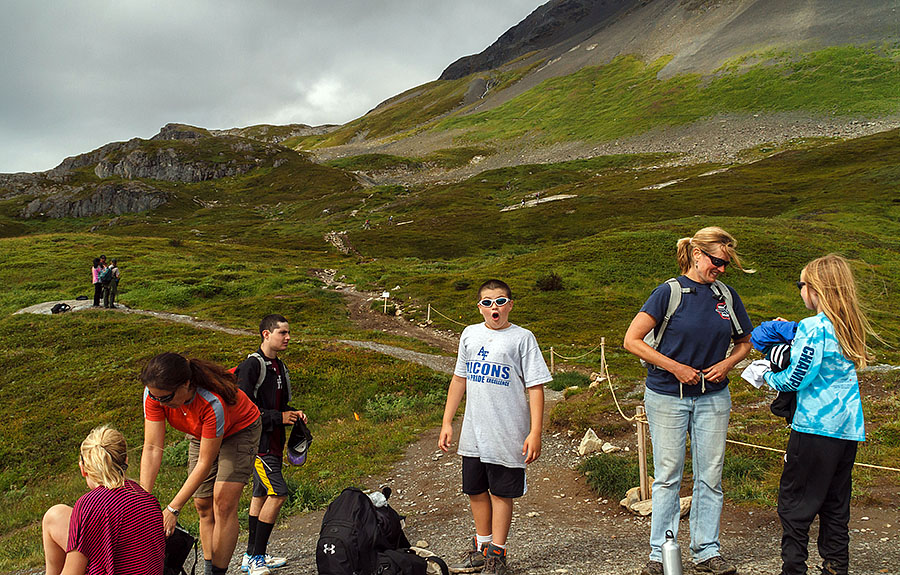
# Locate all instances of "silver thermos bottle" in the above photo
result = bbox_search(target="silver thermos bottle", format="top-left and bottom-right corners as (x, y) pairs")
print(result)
(661, 529), (682, 575)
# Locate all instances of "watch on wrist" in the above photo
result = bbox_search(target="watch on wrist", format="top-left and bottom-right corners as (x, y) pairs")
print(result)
(166, 504), (180, 516)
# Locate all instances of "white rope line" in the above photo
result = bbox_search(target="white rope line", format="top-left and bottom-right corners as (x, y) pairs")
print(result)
(552, 342), (602, 361)
(726, 439), (900, 472)
(590, 340), (899, 474)
(429, 306), (468, 327)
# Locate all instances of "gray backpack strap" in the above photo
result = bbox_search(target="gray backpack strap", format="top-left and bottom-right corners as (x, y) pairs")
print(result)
(247, 352), (267, 398)
(710, 280), (744, 337)
(641, 278), (690, 369)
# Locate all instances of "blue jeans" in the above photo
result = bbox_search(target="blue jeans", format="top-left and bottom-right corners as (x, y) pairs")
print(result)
(644, 386), (731, 563)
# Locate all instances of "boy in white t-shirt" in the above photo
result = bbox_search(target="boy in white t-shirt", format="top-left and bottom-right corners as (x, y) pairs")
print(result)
(439, 279), (553, 574)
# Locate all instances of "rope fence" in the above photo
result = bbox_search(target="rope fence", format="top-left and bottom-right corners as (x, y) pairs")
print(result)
(575, 338), (900, 501)
(419, 305), (900, 476)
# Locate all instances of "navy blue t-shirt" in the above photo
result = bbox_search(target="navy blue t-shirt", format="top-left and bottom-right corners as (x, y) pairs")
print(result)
(640, 276), (753, 396)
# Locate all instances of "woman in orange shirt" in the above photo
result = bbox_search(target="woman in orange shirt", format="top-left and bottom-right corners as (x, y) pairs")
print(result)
(139, 352), (261, 575)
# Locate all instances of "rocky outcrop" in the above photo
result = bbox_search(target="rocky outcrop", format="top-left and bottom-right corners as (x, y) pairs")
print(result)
(92, 145), (263, 182)
(440, 0), (637, 80)
(20, 181), (167, 219)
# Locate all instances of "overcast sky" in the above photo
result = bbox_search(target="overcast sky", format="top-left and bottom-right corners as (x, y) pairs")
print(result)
(0, 0), (541, 174)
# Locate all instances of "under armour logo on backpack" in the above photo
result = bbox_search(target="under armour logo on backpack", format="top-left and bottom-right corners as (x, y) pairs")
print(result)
(477, 347), (489, 360)
(323, 543), (336, 554)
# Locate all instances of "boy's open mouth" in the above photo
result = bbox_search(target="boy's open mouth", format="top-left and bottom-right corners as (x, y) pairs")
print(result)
(491, 311), (500, 320)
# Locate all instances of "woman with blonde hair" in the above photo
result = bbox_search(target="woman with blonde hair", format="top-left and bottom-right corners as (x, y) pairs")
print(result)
(42, 425), (165, 575)
(763, 254), (874, 575)
(624, 226), (754, 575)
(140, 352), (261, 575)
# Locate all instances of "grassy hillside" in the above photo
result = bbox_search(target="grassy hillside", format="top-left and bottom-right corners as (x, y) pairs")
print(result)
(1, 128), (899, 569)
(436, 46), (900, 144)
(283, 45), (898, 151)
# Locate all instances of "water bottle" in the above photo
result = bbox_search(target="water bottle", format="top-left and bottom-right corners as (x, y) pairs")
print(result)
(661, 529), (682, 575)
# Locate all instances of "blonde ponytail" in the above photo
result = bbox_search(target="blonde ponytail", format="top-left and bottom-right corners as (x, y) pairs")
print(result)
(80, 425), (128, 489)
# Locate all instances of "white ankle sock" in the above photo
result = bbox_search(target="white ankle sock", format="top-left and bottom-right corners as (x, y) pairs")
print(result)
(475, 534), (492, 551)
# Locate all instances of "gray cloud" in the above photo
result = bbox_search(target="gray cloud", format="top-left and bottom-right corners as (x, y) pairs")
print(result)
(1, 0), (540, 173)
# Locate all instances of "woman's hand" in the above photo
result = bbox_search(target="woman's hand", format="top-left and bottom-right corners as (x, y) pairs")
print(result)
(671, 362), (701, 384)
(702, 360), (730, 383)
(162, 507), (178, 537)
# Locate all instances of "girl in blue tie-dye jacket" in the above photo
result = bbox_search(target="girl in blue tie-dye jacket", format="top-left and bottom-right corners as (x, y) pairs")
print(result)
(763, 254), (876, 575)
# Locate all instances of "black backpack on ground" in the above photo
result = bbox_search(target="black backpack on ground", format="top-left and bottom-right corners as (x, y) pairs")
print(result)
(317, 487), (380, 575)
(373, 487), (410, 552)
(50, 303), (71, 314)
(375, 549), (448, 575)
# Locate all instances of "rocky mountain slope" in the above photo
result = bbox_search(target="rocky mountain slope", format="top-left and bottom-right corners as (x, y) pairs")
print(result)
(0, 123), (302, 219)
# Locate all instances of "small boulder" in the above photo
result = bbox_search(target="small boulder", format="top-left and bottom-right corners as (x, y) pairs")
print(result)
(578, 428), (604, 456)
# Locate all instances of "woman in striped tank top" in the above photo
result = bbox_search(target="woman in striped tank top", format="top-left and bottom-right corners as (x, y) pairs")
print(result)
(41, 426), (165, 575)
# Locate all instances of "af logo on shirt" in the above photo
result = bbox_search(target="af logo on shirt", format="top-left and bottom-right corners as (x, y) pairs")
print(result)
(477, 347), (489, 360)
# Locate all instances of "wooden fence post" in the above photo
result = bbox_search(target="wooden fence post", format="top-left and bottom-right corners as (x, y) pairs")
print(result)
(426, 303), (431, 323)
(636, 404), (650, 501)
(549, 347), (555, 374)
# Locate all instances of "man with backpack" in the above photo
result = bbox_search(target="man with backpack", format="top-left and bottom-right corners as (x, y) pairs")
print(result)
(237, 314), (306, 575)
(101, 258), (120, 308)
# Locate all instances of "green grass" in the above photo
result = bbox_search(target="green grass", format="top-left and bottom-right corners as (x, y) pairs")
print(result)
(436, 46), (900, 144)
(577, 453), (641, 499)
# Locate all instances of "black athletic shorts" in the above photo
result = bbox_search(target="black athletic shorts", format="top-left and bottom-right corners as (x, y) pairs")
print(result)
(461, 456), (526, 499)
(252, 453), (289, 497)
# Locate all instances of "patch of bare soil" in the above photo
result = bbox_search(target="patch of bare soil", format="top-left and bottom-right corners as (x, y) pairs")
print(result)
(312, 268), (459, 355)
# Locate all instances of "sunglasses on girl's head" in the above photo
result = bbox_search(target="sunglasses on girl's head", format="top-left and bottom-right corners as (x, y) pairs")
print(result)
(477, 297), (511, 308)
(147, 389), (176, 403)
(796, 281), (807, 290)
(700, 249), (730, 268)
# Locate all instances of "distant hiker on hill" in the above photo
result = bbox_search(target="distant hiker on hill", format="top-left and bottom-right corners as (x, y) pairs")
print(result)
(236, 314), (306, 575)
(102, 258), (120, 308)
(439, 279), (552, 575)
(41, 425), (165, 575)
(623, 226), (754, 575)
(140, 352), (262, 575)
(91, 257), (103, 307)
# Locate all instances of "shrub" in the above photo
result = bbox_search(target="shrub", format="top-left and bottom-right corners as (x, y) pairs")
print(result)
(535, 272), (564, 291)
(169, 238), (183, 247)
(577, 453), (640, 498)
(453, 280), (471, 291)
(548, 371), (590, 391)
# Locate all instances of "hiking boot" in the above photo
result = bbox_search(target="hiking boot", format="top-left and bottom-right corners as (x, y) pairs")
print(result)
(482, 544), (509, 575)
(819, 560), (844, 575)
(694, 555), (736, 575)
(449, 538), (486, 573)
(640, 561), (663, 575)
(248, 554), (271, 575)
